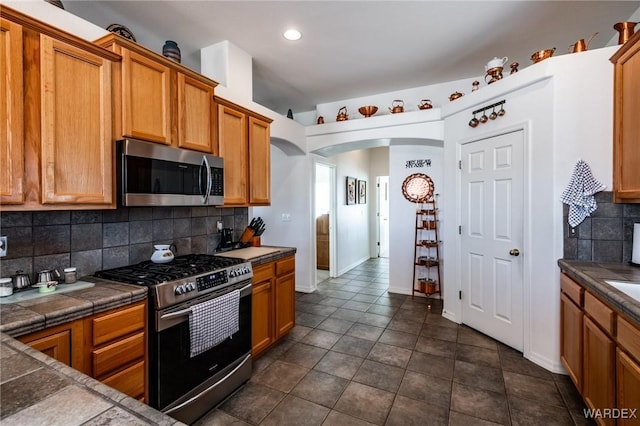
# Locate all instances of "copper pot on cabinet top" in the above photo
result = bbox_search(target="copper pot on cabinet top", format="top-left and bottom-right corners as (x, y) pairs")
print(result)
(448, 91), (463, 101)
(531, 48), (555, 63)
(614, 21), (640, 45)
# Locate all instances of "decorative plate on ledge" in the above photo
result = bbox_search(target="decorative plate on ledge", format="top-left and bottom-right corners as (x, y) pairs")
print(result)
(106, 23), (137, 42)
(402, 173), (434, 203)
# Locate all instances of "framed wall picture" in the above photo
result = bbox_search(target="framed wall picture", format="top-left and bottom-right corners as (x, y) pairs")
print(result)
(346, 176), (356, 205)
(357, 179), (366, 204)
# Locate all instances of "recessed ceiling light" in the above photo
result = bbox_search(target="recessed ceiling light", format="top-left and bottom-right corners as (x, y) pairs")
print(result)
(283, 29), (302, 41)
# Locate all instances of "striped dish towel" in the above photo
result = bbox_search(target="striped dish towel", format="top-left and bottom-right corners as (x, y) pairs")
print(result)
(560, 160), (605, 228)
(189, 289), (240, 358)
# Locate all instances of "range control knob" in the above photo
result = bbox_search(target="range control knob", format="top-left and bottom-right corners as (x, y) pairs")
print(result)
(174, 285), (186, 295)
(185, 282), (196, 292)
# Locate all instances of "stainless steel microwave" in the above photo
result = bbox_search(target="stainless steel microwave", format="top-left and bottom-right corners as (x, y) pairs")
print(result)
(117, 139), (224, 206)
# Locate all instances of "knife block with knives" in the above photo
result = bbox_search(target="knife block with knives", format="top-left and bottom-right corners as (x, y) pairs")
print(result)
(240, 217), (266, 243)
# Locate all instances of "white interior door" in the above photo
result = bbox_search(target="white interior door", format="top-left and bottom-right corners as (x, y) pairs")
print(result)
(460, 130), (524, 351)
(377, 176), (389, 258)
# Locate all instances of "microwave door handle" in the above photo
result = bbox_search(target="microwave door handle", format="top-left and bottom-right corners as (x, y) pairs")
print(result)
(200, 156), (211, 204)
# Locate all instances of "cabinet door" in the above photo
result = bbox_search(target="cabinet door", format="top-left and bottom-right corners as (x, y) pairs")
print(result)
(121, 49), (171, 144)
(583, 316), (616, 425)
(218, 104), (248, 205)
(252, 279), (274, 357)
(18, 320), (84, 371)
(248, 116), (270, 205)
(0, 18), (24, 204)
(39, 35), (113, 205)
(560, 292), (583, 390)
(611, 33), (640, 202)
(617, 349), (640, 426)
(178, 73), (214, 153)
(275, 272), (295, 338)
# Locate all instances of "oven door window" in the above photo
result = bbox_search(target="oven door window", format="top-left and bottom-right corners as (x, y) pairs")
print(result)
(152, 295), (251, 410)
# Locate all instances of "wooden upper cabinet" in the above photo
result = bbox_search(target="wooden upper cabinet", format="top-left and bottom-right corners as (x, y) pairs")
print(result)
(611, 31), (640, 203)
(0, 17), (24, 205)
(121, 49), (171, 144)
(216, 97), (272, 206)
(0, 6), (120, 210)
(218, 103), (248, 205)
(40, 35), (113, 205)
(249, 116), (271, 205)
(96, 33), (217, 152)
(178, 74), (215, 153)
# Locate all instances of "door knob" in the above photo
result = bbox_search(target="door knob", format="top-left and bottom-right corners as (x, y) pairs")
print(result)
(509, 249), (520, 257)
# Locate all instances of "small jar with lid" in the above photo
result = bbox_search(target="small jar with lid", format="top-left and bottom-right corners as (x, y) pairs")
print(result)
(63, 267), (77, 284)
(0, 277), (13, 297)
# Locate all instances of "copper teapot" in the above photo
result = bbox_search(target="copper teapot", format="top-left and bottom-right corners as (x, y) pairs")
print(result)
(389, 100), (404, 114)
(336, 106), (348, 121)
(418, 99), (432, 110)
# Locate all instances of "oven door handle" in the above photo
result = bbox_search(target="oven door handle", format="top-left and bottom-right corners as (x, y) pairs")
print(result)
(160, 307), (193, 320)
(159, 283), (252, 320)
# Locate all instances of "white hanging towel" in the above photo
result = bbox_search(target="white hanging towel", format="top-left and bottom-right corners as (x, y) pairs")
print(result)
(189, 289), (240, 358)
(560, 159), (605, 228)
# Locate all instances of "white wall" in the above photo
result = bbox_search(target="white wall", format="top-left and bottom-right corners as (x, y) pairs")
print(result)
(252, 147), (315, 293)
(389, 145), (444, 295)
(327, 150), (373, 275)
(441, 46), (616, 373)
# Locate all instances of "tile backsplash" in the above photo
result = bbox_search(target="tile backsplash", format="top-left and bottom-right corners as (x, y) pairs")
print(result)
(0, 206), (248, 279)
(563, 191), (640, 263)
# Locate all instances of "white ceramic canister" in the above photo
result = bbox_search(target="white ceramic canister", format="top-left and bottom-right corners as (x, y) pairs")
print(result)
(0, 277), (13, 297)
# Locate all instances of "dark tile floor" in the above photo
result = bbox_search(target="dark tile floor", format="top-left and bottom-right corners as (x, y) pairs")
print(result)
(195, 258), (593, 426)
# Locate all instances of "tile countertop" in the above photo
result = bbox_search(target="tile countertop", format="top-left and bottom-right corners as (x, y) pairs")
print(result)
(0, 278), (183, 425)
(558, 259), (640, 326)
(0, 276), (148, 337)
(216, 246), (297, 266)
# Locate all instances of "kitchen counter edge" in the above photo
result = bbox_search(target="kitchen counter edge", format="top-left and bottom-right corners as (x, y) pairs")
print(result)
(0, 277), (148, 337)
(0, 332), (184, 425)
(246, 246), (297, 266)
(558, 259), (640, 326)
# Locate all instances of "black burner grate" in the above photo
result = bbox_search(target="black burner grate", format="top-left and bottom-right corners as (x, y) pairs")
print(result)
(95, 254), (244, 286)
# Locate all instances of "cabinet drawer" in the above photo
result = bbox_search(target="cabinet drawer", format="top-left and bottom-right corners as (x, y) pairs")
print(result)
(92, 302), (145, 346)
(584, 292), (614, 335)
(253, 263), (274, 284)
(276, 256), (295, 277)
(560, 273), (583, 307)
(618, 316), (640, 361)
(92, 332), (145, 378)
(101, 360), (145, 399)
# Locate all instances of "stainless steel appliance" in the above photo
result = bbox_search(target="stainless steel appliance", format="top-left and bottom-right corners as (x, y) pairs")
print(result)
(117, 139), (224, 206)
(95, 254), (252, 425)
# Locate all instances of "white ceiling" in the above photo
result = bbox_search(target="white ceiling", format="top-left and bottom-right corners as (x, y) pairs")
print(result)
(63, 1), (640, 115)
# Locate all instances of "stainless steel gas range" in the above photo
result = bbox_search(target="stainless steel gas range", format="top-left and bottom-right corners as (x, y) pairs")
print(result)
(95, 254), (253, 425)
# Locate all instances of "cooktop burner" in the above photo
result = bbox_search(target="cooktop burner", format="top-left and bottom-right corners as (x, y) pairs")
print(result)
(95, 254), (245, 286)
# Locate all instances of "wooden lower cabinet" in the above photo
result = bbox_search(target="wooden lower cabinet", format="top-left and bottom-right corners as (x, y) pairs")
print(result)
(560, 292), (583, 390)
(18, 320), (84, 370)
(583, 316), (616, 425)
(616, 349), (640, 425)
(252, 263), (275, 357)
(251, 255), (295, 358)
(17, 300), (147, 402)
(85, 301), (147, 401)
(560, 272), (640, 425)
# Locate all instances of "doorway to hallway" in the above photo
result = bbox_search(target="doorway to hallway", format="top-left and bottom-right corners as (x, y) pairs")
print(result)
(314, 162), (336, 285)
(376, 176), (390, 258)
